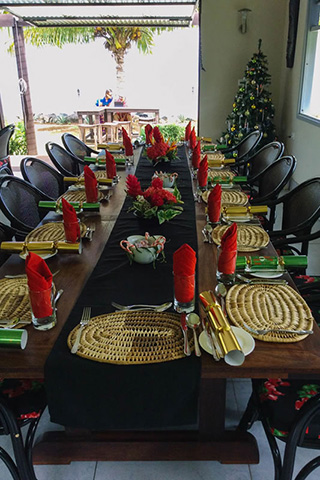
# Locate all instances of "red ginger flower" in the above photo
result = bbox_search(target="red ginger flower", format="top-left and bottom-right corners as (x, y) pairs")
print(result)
(145, 124), (153, 144)
(153, 126), (164, 143)
(151, 193), (164, 207)
(147, 142), (169, 160)
(151, 177), (163, 189)
(126, 175), (143, 199)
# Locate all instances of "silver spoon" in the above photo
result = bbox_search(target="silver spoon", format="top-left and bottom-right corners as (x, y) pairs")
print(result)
(204, 223), (213, 243)
(186, 313), (201, 357)
(215, 283), (227, 315)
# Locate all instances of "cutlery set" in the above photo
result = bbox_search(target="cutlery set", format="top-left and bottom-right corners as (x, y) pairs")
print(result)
(84, 224), (96, 241)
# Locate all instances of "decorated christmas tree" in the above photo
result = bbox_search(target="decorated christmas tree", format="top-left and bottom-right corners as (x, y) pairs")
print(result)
(220, 39), (276, 147)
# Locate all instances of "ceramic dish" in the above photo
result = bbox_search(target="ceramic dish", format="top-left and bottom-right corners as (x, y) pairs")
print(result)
(199, 326), (255, 357)
(19, 249), (57, 260)
(249, 271), (284, 279)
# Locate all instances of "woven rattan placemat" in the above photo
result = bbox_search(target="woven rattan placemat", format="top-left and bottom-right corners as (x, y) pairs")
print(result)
(25, 222), (87, 243)
(226, 284), (314, 342)
(0, 278), (31, 324)
(211, 224), (269, 252)
(59, 190), (104, 203)
(202, 153), (225, 162)
(208, 168), (235, 180)
(67, 310), (194, 364)
(202, 190), (248, 205)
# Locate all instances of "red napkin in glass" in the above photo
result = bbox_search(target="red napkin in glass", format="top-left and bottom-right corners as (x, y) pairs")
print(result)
(145, 124), (153, 145)
(84, 165), (98, 203)
(173, 244), (197, 303)
(185, 121), (191, 141)
(192, 140), (201, 169)
(197, 155), (208, 188)
(26, 252), (53, 318)
(207, 184), (222, 223)
(218, 223), (238, 274)
(105, 150), (117, 179)
(61, 197), (80, 243)
(189, 127), (197, 150)
(122, 127), (133, 156)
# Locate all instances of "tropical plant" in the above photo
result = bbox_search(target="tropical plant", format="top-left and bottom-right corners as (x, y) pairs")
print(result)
(94, 27), (163, 92)
(9, 120), (27, 155)
(140, 124), (184, 143)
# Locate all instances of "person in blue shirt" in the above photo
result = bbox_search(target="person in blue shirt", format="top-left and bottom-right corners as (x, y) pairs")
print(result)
(96, 89), (113, 107)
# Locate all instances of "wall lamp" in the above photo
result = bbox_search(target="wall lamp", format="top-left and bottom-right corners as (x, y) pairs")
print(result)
(238, 8), (252, 34)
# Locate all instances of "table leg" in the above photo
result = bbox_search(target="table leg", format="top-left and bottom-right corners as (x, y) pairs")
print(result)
(199, 377), (226, 440)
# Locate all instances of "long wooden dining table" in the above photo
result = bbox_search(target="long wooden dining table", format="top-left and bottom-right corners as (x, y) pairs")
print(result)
(1, 146), (320, 466)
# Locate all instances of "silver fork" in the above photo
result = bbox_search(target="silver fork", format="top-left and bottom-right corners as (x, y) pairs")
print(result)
(71, 307), (91, 354)
(242, 321), (313, 336)
(111, 301), (172, 312)
(88, 224), (96, 241)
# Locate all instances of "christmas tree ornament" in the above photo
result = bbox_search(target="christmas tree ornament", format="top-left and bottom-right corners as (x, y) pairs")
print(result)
(219, 39), (276, 147)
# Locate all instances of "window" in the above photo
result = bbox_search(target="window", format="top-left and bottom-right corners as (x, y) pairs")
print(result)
(299, 0), (320, 123)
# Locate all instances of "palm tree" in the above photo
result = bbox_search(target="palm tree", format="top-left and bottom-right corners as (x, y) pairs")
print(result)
(93, 26), (159, 93)
(14, 25), (164, 93)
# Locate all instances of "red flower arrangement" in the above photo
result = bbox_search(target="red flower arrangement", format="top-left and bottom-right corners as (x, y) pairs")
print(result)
(125, 174), (183, 224)
(145, 126), (177, 165)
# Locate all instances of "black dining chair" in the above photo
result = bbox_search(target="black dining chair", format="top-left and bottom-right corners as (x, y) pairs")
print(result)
(242, 141), (285, 182)
(0, 379), (47, 480)
(62, 132), (98, 161)
(238, 379), (320, 480)
(247, 155), (297, 229)
(267, 178), (320, 256)
(223, 130), (263, 173)
(20, 157), (67, 201)
(0, 223), (16, 266)
(0, 124), (15, 174)
(45, 142), (84, 177)
(0, 175), (50, 233)
(0, 124), (15, 158)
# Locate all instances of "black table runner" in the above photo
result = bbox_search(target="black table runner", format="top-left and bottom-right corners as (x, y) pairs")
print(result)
(45, 146), (201, 430)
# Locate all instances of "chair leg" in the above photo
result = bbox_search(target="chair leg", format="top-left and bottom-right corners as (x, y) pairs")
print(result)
(0, 447), (21, 480)
(261, 415), (283, 480)
(0, 400), (40, 480)
(237, 393), (260, 431)
(25, 414), (44, 480)
(295, 456), (320, 480)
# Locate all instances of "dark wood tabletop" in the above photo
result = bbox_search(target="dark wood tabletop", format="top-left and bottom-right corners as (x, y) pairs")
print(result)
(1, 147), (320, 465)
(1, 153), (320, 381)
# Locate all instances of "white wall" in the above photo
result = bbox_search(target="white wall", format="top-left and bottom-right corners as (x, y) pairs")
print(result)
(199, 0), (287, 142)
(278, 0), (320, 183)
(199, 0), (320, 184)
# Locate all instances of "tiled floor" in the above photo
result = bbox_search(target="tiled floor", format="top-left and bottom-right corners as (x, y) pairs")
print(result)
(1, 379), (320, 479)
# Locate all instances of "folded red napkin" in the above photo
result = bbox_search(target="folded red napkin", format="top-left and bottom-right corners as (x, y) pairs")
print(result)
(189, 127), (197, 150)
(26, 252), (53, 318)
(173, 244), (197, 303)
(105, 150), (117, 179)
(145, 124), (153, 145)
(122, 127), (133, 156)
(185, 121), (191, 141)
(62, 198), (80, 243)
(197, 154), (208, 188)
(192, 140), (201, 169)
(218, 223), (238, 274)
(84, 165), (98, 203)
(207, 184), (222, 223)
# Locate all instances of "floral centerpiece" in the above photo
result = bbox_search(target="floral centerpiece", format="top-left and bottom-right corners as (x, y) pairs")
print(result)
(146, 126), (177, 166)
(125, 175), (183, 224)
